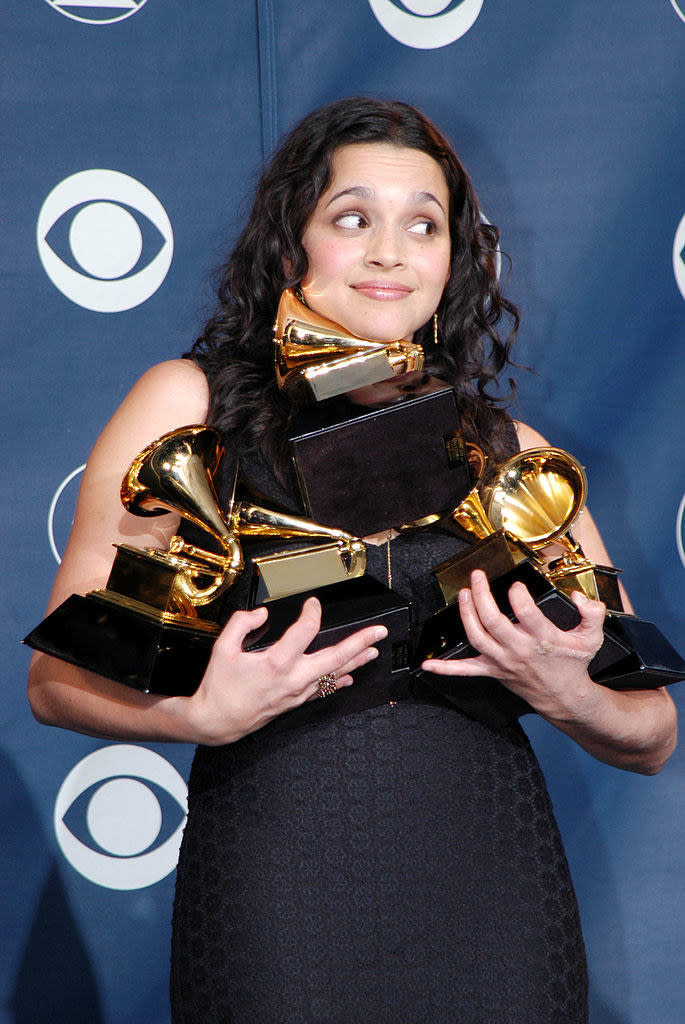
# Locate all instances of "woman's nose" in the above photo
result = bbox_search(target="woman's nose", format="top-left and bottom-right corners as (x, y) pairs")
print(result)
(363, 225), (405, 268)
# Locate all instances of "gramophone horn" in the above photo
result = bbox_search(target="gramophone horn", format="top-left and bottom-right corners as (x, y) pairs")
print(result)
(122, 426), (234, 550)
(120, 425), (243, 607)
(485, 447), (587, 550)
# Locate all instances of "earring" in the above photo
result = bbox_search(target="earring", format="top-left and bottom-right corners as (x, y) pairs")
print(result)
(433, 312), (439, 345)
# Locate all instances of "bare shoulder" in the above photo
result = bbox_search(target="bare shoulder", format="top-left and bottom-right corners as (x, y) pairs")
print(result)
(138, 357), (209, 398)
(111, 358), (209, 427)
(513, 420), (550, 451)
(90, 359), (209, 466)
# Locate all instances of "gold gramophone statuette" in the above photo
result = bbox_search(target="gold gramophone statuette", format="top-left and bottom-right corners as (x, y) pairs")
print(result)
(24, 425), (367, 694)
(112, 425), (244, 624)
(421, 445), (685, 690)
(274, 288), (424, 401)
(485, 448), (622, 609)
(101, 425), (370, 614)
(430, 445), (552, 604)
(433, 445), (622, 609)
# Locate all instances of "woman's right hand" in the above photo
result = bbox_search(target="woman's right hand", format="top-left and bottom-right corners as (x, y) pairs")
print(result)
(170, 597), (387, 746)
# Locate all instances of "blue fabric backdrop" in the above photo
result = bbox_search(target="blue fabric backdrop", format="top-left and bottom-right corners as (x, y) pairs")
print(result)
(3, 2), (683, 1021)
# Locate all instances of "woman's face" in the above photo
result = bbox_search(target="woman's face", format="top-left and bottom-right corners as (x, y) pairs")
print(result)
(300, 142), (451, 345)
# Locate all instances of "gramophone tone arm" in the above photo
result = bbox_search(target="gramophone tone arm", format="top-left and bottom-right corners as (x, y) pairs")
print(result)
(232, 502), (357, 544)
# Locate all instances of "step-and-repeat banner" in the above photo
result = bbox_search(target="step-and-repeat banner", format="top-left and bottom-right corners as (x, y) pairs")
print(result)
(3, 3), (683, 1022)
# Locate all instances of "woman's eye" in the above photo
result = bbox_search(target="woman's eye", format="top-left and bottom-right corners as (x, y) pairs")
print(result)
(408, 220), (436, 236)
(334, 212), (367, 229)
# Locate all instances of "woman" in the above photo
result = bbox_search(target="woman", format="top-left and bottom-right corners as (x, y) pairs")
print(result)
(28, 98), (676, 1022)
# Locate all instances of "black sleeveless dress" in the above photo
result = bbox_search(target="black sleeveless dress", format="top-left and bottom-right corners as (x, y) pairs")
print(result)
(169, 420), (588, 1024)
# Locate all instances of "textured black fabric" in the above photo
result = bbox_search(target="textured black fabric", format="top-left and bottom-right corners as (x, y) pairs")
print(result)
(170, 416), (588, 1023)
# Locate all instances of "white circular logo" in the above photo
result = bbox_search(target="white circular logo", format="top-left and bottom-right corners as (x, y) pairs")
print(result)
(673, 213), (685, 301)
(54, 745), (187, 890)
(48, 463), (85, 564)
(669, 1), (685, 24)
(677, 493), (685, 569)
(43, 0), (149, 25)
(368, 0), (484, 49)
(37, 169), (173, 312)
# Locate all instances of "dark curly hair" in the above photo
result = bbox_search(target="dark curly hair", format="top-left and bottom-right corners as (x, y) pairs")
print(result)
(188, 97), (520, 479)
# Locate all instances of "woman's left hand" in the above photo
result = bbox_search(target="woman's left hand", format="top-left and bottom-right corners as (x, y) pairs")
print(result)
(421, 568), (677, 774)
(421, 568), (606, 720)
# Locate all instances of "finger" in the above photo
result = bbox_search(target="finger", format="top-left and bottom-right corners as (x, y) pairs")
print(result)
(467, 570), (524, 643)
(420, 654), (491, 676)
(217, 605), (269, 652)
(571, 590), (606, 638)
(272, 597), (324, 662)
(336, 644), (380, 677)
(306, 623), (387, 680)
(456, 577), (518, 656)
(506, 581), (558, 637)
(303, 672), (354, 701)
(303, 641), (383, 703)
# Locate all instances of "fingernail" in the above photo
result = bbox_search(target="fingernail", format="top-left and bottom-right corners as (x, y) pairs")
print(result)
(458, 588), (471, 604)
(374, 626), (388, 641)
(366, 647), (379, 662)
(472, 569), (486, 583)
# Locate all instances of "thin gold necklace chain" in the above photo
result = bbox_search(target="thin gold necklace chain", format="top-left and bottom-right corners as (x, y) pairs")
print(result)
(386, 535), (392, 589)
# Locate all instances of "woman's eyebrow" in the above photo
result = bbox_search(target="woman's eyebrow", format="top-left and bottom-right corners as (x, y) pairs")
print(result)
(325, 185), (374, 208)
(412, 190), (446, 215)
(325, 185), (446, 215)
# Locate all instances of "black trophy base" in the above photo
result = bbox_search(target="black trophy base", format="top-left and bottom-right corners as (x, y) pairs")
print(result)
(242, 575), (413, 732)
(591, 614), (685, 689)
(23, 593), (216, 696)
(289, 384), (471, 537)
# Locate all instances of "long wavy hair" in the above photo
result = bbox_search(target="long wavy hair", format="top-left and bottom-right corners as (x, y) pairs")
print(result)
(189, 97), (520, 480)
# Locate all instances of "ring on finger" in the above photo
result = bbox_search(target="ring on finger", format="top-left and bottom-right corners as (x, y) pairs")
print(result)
(315, 673), (337, 699)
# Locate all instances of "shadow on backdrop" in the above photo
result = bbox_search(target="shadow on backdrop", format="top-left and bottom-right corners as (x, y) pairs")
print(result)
(10, 860), (103, 1024)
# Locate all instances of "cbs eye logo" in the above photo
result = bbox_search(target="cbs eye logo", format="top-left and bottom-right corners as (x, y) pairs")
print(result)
(48, 463), (85, 564)
(44, 0), (148, 25)
(670, 1), (685, 24)
(368, 0), (484, 49)
(673, 213), (685, 302)
(678, 493), (685, 570)
(54, 745), (187, 890)
(37, 169), (173, 313)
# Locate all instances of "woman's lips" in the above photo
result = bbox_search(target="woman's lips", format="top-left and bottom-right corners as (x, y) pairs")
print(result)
(350, 281), (413, 300)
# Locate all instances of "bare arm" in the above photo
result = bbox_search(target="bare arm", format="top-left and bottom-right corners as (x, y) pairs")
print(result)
(421, 421), (677, 774)
(27, 360), (386, 746)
